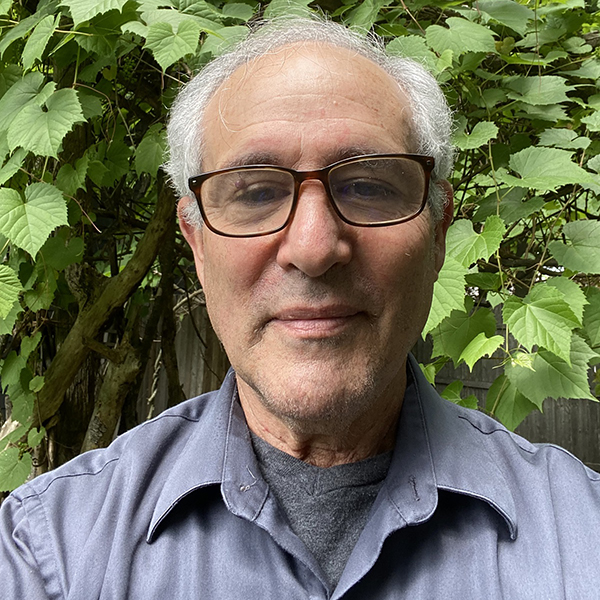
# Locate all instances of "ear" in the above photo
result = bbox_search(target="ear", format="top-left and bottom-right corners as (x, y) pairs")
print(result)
(178, 196), (206, 287)
(433, 180), (454, 274)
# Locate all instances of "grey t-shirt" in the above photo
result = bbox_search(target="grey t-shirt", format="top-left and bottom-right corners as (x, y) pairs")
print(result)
(251, 433), (392, 589)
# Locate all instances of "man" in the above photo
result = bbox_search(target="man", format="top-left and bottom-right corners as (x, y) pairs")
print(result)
(1, 17), (599, 600)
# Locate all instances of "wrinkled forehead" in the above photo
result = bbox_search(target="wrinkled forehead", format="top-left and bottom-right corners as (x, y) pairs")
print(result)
(202, 42), (416, 166)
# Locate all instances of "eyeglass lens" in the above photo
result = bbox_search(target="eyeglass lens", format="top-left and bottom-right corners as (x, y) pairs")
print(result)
(199, 156), (427, 236)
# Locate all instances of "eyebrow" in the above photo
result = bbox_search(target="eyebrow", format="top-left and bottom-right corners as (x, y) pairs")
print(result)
(218, 146), (388, 172)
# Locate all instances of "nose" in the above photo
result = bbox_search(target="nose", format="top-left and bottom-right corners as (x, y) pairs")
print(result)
(276, 180), (352, 277)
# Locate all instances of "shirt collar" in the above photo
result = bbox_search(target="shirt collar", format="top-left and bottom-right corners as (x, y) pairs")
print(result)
(148, 358), (517, 542)
(388, 355), (518, 540)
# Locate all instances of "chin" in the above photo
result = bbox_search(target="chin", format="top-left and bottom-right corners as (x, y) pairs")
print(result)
(243, 362), (386, 432)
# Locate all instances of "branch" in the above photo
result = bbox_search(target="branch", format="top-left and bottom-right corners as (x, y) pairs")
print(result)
(34, 176), (176, 427)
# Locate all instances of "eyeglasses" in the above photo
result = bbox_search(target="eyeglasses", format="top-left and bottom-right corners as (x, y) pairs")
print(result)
(187, 153), (434, 238)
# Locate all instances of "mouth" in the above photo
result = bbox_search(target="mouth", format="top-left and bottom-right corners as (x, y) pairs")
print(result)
(268, 305), (364, 338)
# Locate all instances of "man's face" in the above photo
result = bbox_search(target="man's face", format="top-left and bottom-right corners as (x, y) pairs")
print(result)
(181, 43), (451, 431)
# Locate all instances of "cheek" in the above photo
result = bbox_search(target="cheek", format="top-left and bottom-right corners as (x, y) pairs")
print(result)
(201, 238), (275, 326)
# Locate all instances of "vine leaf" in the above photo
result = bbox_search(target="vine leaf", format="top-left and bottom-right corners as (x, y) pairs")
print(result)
(424, 255), (468, 336)
(144, 20), (201, 71)
(0, 265), (22, 319)
(582, 288), (600, 349)
(446, 215), (505, 268)
(453, 121), (498, 150)
(477, 0), (534, 36)
(545, 277), (587, 325)
(497, 147), (598, 191)
(441, 380), (478, 410)
(506, 335), (598, 408)
(22, 15), (57, 71)
(0, 183), (68, 256)
(387, 35), (437, 72)
(60, 0), (129, 27)
(503, 284), (580, 364)
(486, 374), (537, 431)
(135, 124), (167, 176)
(0, 72), (47, 131)
(426, 17), (497, 56)
(459, 332), (504, 372)
(7, 88), (84, 158)
(431, 304), (497, 365)
(548, 221), (600, 274)
(0, 448), (32, 492)
(504, 75), (574, 105)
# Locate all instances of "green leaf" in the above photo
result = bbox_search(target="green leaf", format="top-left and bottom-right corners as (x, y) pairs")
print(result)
(0, 447), (32, 492)
(145, 19), (200, 71)
(504, 76), (574, 106)
(0, 72), (45, 132)
(426, 18), (497, 56)
(431, 303), (497, 364)
(27, 426), (45, 447)
(20, 332), (41, 360)
(464, 272), (502, 291)
(0, 64), (22, 98)
(0, 183), (68, 256)
(0, 265), (22, 319)
(548, 221), (600, 274)
(0, 301), (22, 336)
(503, 283), (580, 364)
(423, 255), (468, 336)
(441, 380), (478, 410)
(7, 88), (84, 158)
(459, 332), (504, 372)
(582, 287), (600, 348)
(386, 35), (437, 71)
(103, 140), (131, 184)
(446, 215), (505, 268)
(545, 277), (587, 326)
(0, 0), (12, 15)
(581, 111), (600, 133)
(474, 189), (544, 225)
(0, 14), (43, 59)
(22, 15), (57, 71)
(506, 334), (598, 408)
(55, 155), (89, 196)
(498, 147), (597, 192)
(486, 374), (537, 431)
(0, 147), (27, 186)
(38, 229), (84, 270)
(60, 0), (129, 27)
(345, 0), (390, 31)
(477, 0), (534, 36)
(263, 0), (312, 18)
(135, 125), (166, 175)
(28, 376), (45, 394)
(23, 267), (57, 311)
(221, 2), (253, 21)
(538, 128), (590, 150)
(453, 121), (498, 150)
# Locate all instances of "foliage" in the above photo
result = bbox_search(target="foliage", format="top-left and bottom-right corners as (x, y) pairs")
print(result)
(0, 0), (599, 492)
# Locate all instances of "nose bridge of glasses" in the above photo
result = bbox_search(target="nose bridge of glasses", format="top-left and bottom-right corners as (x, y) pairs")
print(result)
(293, 167), (339, 213)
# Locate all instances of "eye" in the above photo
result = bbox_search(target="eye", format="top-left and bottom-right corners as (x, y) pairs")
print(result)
(232, 182), (291, 206)
(333, 178), (399, 200)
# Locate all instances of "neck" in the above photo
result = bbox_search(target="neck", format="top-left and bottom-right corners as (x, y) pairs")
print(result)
(237, 369), (406, 468)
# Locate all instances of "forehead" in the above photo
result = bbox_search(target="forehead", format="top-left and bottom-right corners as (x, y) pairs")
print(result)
(203, 42), (415, 170)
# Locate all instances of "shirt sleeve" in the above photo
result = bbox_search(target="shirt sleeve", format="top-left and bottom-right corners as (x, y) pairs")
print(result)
(0, 493), (55, 599)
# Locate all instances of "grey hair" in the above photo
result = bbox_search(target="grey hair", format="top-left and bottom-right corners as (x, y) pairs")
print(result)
(165, 16), (453, 227)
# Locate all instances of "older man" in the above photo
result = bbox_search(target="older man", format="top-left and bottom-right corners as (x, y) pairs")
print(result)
(1, 17), (600, 600)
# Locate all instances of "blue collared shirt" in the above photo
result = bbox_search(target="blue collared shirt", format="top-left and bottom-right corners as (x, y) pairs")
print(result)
(2, 357), (600, 599)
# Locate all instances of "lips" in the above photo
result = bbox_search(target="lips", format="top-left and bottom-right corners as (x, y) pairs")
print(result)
(268, 304), (363, 338)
